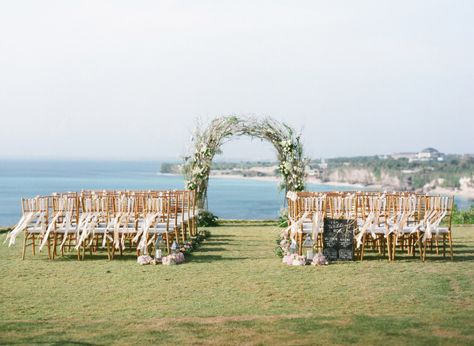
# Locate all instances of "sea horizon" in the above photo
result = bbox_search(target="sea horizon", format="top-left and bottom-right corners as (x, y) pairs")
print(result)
(0, 159), (472, 227)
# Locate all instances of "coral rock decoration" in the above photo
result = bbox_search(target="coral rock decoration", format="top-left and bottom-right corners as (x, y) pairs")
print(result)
(183, 116), (307, 209)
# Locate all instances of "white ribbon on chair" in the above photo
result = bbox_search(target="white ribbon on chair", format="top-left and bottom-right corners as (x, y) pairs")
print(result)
(355, 194), (386, 248)
(392, 196), (412, 245)
(344, 194), (355, 219)
(286, 191), (298, 202)
(409, 196), (439, 245)
(59, 204), (75, 249)
(355, 212), (374, 249)
(355, 196), (375, 249)
(75, 198), (99, 249)
(137, 212), (159, 252)
(281, 211), (310, 242)
(9, 197), (47, 248)
(39, 196), (68, 251)
(423, 197), (448, 242)
(119, 197), (135, 249)
(111, 195), (130, 250)
(5, 210), (38, 246)
(311, 196), (325, 242)
(39, 213), (60, 251)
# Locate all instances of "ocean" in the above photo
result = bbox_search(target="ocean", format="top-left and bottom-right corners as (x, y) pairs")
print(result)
(0, 160), (471, 226)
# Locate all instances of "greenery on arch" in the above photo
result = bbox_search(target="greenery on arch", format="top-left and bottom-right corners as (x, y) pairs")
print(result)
(183, 116), (307, 209)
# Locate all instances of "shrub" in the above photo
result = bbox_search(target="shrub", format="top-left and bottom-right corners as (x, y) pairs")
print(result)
(197, 211), (219, 227)
(274, 245), (284, 258)
(278, 208), (289, 228)
(452, 204), (474, 225)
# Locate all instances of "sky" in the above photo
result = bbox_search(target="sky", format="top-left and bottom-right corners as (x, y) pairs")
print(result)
(0, 0), (473, 161)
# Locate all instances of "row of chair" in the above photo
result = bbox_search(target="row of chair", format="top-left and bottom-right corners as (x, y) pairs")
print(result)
(286, 191), (454, 261)
(5, 190), (197, 260)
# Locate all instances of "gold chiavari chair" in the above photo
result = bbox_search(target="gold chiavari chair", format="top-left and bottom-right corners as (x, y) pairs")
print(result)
(355, 193), (390, 260)
(141, 193), (173, 255)
(48, 194), (79, 259)
(20, 196), (50, 260)
(108, 193), (137, 259)
(389, 193), (420, 260)
(421, 195), (454, 261)
(294, 193), (325, 255)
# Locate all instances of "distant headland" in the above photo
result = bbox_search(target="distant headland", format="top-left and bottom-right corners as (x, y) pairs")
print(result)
(161, 148), (474, 200)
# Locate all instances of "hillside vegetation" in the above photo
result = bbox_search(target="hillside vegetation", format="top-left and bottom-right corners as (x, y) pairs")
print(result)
(161, 155), (474, 193)
(315, 155), (474, 190)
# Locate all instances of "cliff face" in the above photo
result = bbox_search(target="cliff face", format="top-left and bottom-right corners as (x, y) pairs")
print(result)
(327, 168), (403, 189)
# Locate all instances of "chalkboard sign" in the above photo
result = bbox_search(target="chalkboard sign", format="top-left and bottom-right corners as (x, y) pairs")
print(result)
(323, 218), (355, 261)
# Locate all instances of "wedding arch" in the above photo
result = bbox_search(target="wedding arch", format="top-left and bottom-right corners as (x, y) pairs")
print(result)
(183, 116), (307, 209)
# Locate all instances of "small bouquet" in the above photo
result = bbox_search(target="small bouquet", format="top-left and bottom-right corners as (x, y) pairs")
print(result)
(162, 252), (185, 265)
(282, 254), (293, 265)
(183, 242), (193, 253)
(162, 255), (176, 266)
(311, 252), (329, 266)
(174, 252), (185, 264)
(137, 255), (154, 265)
(292, 255), (306, 266)
(282, 253), (306, 266)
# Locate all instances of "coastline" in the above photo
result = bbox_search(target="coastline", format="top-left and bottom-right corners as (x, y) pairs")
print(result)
(428, 187), (474, 200)
(166, 172), (474, 200)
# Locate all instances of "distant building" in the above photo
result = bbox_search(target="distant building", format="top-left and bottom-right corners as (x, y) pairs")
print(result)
(417, 147), (444, 161)
(391, 148), (444, 162)
(391, 152), (418, 161)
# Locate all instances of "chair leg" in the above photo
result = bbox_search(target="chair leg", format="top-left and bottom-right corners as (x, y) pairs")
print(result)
(297, 233), (303, 256)
(442, 235), (446, 257)
(31, 234), (35, 256)
(448, 232), (454, 260)
(385, 235), (390, 261)
(174, 228), (180, 245)
(107, 238), (111, 261)
(391, 235), (397, 261)
(52, 233), (57, 259)
(416, 231), (423, 260)
(22, 232), (28, 260)
(423, 239), (427, 262)
(360, 234), (366, 261)
(46, 236), (52, 260)
(182, 224), (187, 243)
(61, 235), (65, 256)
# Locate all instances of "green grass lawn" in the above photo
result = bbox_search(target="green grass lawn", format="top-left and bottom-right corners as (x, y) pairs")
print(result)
(1, 224), (474, 345)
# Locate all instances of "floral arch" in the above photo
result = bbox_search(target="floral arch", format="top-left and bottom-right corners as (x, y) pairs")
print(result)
(183, 116), (307, 210)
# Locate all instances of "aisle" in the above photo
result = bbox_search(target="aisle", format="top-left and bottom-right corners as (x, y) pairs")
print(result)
(189, 223), (276, 264)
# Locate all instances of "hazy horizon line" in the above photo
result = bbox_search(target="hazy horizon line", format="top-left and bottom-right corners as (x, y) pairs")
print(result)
(1, 150), (472, 163)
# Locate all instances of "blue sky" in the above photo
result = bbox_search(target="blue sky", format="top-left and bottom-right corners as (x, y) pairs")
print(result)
(0, 1), (472, 160)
